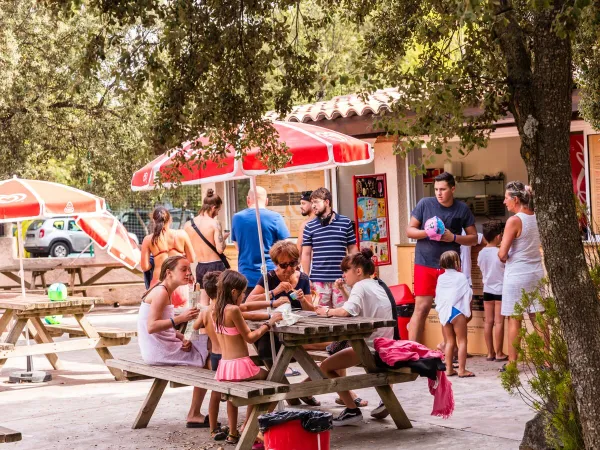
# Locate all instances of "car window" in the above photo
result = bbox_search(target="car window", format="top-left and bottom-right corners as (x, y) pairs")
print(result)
(53, 221), (65, 230)
(68, 221), (81, 232)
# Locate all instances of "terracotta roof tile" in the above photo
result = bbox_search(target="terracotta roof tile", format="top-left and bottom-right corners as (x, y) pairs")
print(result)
(265, 88), (401, 123)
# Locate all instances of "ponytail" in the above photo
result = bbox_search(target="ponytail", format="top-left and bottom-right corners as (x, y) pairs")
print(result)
(506, 181), (534, 211)
(151, 206), (171, 246)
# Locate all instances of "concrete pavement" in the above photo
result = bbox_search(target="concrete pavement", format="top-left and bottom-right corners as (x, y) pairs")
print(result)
(0, 307), (531, 449)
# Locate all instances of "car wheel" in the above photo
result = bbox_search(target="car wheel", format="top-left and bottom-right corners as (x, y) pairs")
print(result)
(50, 242), (70, 258)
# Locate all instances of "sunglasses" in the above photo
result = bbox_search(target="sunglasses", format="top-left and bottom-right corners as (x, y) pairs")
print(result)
(279, 261), (299, 269)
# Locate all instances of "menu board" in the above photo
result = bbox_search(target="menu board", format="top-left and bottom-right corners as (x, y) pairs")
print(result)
(256, 170), (325, 238)
(353, 174), (391, 266)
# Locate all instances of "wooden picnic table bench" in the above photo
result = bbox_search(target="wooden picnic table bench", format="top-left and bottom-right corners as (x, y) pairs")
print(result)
(0, 295), (132, 380)
(110, 311), (418, 450)
(0, 426), (21, 444)
(0, 261), (144, 296)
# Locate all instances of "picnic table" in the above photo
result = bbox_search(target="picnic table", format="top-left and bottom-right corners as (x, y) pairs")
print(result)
(107, 311), (418, 450)
(0, 261), (144, 296)
(0, 295), (135, 380)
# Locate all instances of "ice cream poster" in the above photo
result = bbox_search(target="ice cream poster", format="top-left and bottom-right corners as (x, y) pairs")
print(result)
(353, 173), (392, 266)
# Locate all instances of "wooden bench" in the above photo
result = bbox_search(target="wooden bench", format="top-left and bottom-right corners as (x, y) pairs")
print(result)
(0, 426), (22, 443)
(45, 325), (137, 339)
(106, 358), (291, 430)
(107, 356), (416, 420)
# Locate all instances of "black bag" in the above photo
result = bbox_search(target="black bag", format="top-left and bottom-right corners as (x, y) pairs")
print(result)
(190, 221), (231, 269)
(258, 410), (332, 433)
(326, 340), (350, 355)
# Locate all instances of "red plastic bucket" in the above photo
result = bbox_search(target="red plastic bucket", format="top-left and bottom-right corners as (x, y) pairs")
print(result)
(263, 419), (330, 450)
(389, 284), (415, 340)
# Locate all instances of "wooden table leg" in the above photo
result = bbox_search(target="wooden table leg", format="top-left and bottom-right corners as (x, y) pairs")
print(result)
(68, 269), (77, 296)
(350, 339), (412, 430)
(0, 318), (28, 369)
(76, 268), (87, 297)
(133, 378), (168, 429)
(74, 314), (125, 381)
(0, 309), (15, 337)
(236, 345), (297, 450)
(1, 272), (32, 290)
(293, 347), (326, 380)
(29, 318), (63, 370)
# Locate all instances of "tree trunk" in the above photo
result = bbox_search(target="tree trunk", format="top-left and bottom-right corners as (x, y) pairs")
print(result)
(495, 5), (600, 448)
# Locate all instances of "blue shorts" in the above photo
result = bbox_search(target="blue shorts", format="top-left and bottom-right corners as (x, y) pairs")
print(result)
(448, 307), (462, 323)
(210, 353), (222, 372)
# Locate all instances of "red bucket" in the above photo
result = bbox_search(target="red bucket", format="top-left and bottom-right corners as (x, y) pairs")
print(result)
(263, 419), (330, 450)
(389, 284), (415, 340)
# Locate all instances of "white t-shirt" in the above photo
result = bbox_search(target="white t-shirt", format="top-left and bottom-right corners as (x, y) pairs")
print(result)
(460, 232), (483, 286)
(342, 278), (394, 346)
(477, 246), (505, 295)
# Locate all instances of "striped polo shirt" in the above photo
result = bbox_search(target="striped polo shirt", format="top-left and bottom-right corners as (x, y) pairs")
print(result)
(302, 213), (357, 282)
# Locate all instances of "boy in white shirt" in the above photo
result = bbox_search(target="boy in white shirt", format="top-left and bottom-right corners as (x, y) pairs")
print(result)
(477, 221), (507, 362)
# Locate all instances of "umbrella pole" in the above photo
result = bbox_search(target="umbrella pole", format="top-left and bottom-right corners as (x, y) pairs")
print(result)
(250, 177), (282, 409)
(17, 222), (34, 373)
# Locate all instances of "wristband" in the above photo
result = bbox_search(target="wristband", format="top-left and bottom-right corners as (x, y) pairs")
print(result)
(270, 299), (274, 309)
(453, 234), (457, 242)
(170, 318), (176, 328)
(269, 290), (274, 299)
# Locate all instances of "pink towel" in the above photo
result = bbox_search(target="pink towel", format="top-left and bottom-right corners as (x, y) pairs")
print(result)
(374, 338), (454, 419)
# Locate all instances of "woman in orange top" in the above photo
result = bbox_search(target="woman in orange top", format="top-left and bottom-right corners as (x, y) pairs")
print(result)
(141, 207), (196, 306)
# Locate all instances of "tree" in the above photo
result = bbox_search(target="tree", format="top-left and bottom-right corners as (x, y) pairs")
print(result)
(43, 0), (600, 446)
(0, 0), (154, 205)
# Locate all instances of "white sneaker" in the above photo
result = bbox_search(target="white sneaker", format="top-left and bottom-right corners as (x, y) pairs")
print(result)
(332, 407), (363, 426)
(370, 401), (389, 419)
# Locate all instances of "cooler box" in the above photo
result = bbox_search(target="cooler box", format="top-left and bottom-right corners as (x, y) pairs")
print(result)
(259, 410), (332, 450)
(389, 284), (415, 340)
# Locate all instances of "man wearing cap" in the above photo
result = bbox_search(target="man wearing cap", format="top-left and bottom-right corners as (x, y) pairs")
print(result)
(297, 190), (315, 253)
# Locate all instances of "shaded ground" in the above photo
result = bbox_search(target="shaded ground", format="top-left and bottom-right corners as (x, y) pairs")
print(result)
(0, 307), (532, 449)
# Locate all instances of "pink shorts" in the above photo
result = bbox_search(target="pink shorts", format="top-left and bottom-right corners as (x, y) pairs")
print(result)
(312, 281), (346, 308)
(215, 356), (261, 381)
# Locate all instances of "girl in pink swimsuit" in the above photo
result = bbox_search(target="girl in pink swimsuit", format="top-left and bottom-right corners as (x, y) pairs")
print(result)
(212, 270), (281, 445)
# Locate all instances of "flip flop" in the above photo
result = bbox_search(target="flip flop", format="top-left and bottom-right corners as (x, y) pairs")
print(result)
(186, 415), (218, 428)
(335, 397), (368, 407)
(486, 357), (496, 362)
(447, 372), (458, 377)
(285, 367), (301, 377)
(300, 396), (321, 406)
(458, 372), (476, 378)
(495, 356), (509, 362)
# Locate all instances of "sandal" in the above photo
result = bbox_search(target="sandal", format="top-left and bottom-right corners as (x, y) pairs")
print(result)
(211, 425), (229, 441)
(335, 397), (368, 407)
(458, 371), (476, 378)
(300, 396), (321, 406)
(226, 432), (240, 445)
(285, 367), (301, 377)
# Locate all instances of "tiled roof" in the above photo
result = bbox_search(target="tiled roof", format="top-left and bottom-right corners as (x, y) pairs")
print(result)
(265, 88), (401, 123)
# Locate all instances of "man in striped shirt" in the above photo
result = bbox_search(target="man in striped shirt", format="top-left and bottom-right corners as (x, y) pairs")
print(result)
(301, 188), (358, 307)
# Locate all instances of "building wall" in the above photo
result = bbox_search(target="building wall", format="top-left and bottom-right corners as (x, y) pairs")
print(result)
(426, 136), (529, 187)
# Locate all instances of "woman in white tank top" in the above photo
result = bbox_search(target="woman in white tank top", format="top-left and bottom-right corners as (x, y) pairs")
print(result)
(498, 181), (545, 365)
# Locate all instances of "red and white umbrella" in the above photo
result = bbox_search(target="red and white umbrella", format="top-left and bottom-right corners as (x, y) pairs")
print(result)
(76, 213), (141, 270)
(0, 177), (107, 295)
(0, 177), (106, 221)
(131, 121), (373, 191)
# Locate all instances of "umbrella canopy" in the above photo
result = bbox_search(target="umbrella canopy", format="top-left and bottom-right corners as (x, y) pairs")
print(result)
(131, 121), (373, 190)
(76, 213), (141, 270)
(0, 177), (106, 222)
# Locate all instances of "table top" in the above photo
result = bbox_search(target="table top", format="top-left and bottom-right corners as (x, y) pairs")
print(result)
(0, 294), (103, 311)
(247, 310), (396, 337)
(0, 261), (139, 272)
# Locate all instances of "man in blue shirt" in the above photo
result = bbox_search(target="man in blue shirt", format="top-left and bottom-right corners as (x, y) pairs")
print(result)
(231, 186), (290, 295)
(301, 187), (358, 308)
